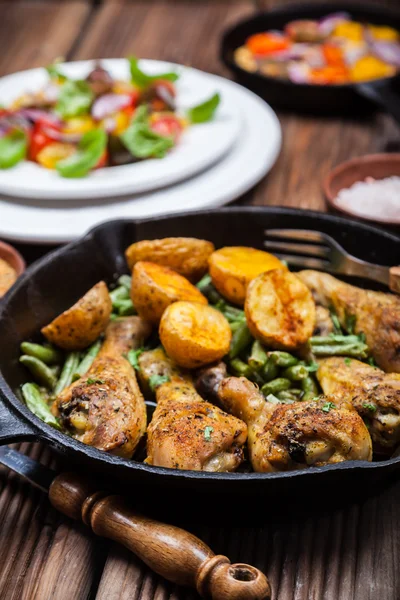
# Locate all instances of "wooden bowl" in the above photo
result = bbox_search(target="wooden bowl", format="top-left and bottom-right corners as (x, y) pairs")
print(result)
(323, 153), (400, 226)
(0, 240), (25, 282)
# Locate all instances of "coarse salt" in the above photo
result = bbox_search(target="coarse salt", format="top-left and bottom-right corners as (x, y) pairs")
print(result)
(335, 176), (400, 220)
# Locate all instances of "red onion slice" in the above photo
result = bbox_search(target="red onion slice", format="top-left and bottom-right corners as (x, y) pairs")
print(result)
(16, 109), (62, 127)
(288, 63), (311, 84)
(318, 12), (351, 36)
(91, 94), (132, 121)
(41, 126), (82, 144)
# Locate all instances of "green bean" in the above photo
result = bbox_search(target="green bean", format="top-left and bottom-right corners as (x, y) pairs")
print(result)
(276, 390), (296, 403)
(116, 298), (136, 316)
(117, 274), (132, 290)
(261, 378), (291, 396)
(283, 364), (309, 381)
(230, 358), (253, 378)
(311, 341), (368, 358)
(229, 321), (243, 333)
(21, 383), (61, 429)
(54, 351), (80, 395)
(229, 322), (252, 360)
(196, 273), (212, 291)
(196, 276), (223, 304)
(262, 358), (280, 382)
(311, 334), (361, 345)
(20, 342), (63, 365)
(248, 340), (268, 371)
(110, 285), (130, 304)
(74, 339), (102, 379)
(301, 376), (319, 400)
(229, 359), (264, 386)
(268, 351), (298, 368)
(19, 355), (57, 390)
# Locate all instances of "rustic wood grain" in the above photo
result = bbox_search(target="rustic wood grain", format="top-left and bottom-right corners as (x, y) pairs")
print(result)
(1, 1), (400, 599)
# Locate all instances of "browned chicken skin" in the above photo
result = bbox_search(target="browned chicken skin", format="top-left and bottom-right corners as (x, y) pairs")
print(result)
(298, 270), (400, 373)
(138, 348), (247, 471)
(54, 317), (151, 458)
(210, 376), (372, 472)
(317, 357), (400, 452)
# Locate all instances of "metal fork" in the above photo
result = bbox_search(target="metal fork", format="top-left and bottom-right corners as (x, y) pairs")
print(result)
(263, 229), (400, 294)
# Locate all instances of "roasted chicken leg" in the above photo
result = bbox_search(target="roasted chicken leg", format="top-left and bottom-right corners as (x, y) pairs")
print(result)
(138, 348), (247, 471)
(317, 357), (400, 452)
(54, 316), (151, 457)
(198, 372), (372, 471)
(298, 270), (400, 373)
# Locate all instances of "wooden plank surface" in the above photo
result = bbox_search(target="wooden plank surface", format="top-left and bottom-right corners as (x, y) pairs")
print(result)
(1, 1), (400, 599)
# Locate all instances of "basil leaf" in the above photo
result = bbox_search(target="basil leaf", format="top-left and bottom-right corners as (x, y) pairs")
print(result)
(129, 56), (179, 88)
(55, 80), (94, 118)
(0, 130), (27, 169)
(120, 106), (174, 159)
(187, 92), (220, 124)
(56, 129), (107, 178)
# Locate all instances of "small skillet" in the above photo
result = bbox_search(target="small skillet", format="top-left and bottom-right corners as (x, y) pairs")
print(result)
(221, 2), (400, 120)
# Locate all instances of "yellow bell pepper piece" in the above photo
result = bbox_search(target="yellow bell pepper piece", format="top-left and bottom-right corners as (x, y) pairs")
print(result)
(368, 25), (399, 42)
(63, 116), (96, 135)
(112, 80), (136, 95)
(351, 55), (396, 82)
(333, 22), (363, 42)
(36, 142), (76, 169)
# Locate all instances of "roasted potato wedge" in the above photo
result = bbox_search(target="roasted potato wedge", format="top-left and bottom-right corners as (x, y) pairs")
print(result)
(245, 268), (316, 350)
(131, 261), (207, 325)
(209, 246), (284, 305)
(125, 237), (215, 282)
(159, 301), (232, 369)
(41, 281), (112, 350)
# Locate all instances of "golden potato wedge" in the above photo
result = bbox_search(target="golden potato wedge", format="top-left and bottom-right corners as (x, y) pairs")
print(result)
(131, 261), (207, 325)
(41, 281), (112, 350)
(209, 246), (284, 305)
(125, 237), (215, 282)
(245, 268), (316, 350)
(159, 301), (232, 369)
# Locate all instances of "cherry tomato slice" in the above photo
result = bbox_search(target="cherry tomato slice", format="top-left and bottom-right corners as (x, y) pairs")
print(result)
(29, 121), (59, 161)
(150, 114), (183, 143)
(95, 149), (109, 169)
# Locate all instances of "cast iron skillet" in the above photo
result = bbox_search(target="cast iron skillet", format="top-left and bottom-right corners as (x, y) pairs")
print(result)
(221, 2), (400, 119)
(0, 208), (399, 502)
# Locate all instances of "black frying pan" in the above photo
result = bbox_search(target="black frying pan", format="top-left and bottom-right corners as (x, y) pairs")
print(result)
(221, 2), (400, 120)
(0, 208), (399, 507)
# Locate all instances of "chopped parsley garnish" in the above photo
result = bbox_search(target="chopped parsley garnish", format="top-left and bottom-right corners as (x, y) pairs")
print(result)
(368, 357), (378, 368)
(204, 426), (214, 441)
(363, 403), (377, 413)
(149, 374), (170, 392)
(345, 313), (356, 334)
(127, 347), (144, 371)
(322, 401), (336, 413)
(344, 357), (351, 366)
(86, 378), (104, 385)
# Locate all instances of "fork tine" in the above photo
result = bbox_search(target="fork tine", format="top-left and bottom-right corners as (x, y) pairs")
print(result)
(264, 229), (329, 244)
(263, 241), (330, 258)
(272, 254), (330, 270)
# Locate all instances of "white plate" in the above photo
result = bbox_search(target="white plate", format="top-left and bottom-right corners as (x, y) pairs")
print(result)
(0, 74), (281, 244)
(0, 59), (240, 200)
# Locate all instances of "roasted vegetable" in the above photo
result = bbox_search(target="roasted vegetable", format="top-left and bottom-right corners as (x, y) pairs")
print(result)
(131, 261), (207, 325)
(245, 269), (316, 351)
(125, 237), (214, 282)
(41, 281), (112, 350)
(209, 246), (284, 306)
(159, 301), (232, 369)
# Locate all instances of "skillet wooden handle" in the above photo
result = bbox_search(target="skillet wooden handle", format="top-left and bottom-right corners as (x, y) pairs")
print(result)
(49, 472), (271, 600)
(389, 267), (400, 294)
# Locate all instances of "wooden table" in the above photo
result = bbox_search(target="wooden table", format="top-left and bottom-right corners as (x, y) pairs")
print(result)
(0, 1), (399, 598)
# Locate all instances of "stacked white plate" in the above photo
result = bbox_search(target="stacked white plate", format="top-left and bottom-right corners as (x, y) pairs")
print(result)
(0, 59), (282, 244)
